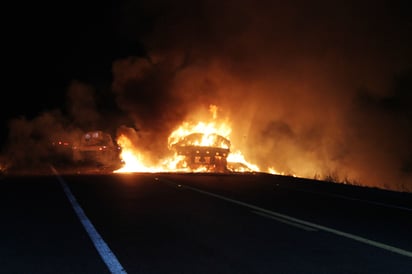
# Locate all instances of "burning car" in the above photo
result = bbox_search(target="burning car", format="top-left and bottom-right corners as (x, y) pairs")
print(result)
(170, 132), (230, 172)
(72, 131), (123, 168)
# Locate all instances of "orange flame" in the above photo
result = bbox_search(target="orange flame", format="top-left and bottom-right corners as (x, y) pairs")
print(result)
(114, 104), (272, 174)
(114, 134), (161, 173)
(168, 121), (231, 149)
(227, 151), (260, 172)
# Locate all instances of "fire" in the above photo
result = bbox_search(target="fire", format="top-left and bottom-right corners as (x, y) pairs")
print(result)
(114, 134), (162, 173)
(268, 167), (281, 175)
(114, 104), (271, 174)
(227, 151), (260, 172)
(168, 122), (231, 148)
(268, 166), (297, 177)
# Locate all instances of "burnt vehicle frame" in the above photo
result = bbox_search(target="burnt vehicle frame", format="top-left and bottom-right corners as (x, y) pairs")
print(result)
(171, 133), (230, 172)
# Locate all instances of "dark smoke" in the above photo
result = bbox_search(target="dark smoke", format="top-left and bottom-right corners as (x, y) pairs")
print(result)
(112, 54), (221, 158)
(3, 81), (116, 172)
(112, 0), (412, 191)
(4, 110), (81, 169)
(67, 80), (100, 129)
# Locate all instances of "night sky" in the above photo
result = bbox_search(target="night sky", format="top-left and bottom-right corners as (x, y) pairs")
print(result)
(2, 1), (412, 191)
(3, 1), (130, 120)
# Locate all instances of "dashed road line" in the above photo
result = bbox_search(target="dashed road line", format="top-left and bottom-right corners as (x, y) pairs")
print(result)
(158, 177), (412, 259)
(251, 210), (318, 231)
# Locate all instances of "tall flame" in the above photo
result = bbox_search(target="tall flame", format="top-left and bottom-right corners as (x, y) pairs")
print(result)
(168, 121), (231, 148)
(227, 151), (260, 172)
(114, 134), (162, 173)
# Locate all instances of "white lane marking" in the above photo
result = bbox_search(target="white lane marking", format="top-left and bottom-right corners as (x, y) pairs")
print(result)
(251, 210), (317, 232)
(51, 167), (128, 274)
(159, 178), (412, 258)
(291, 188), (412, 212)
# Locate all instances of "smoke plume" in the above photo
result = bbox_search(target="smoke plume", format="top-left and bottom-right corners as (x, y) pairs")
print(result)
(112, 0), (412, 191)
(3, 81), (107, 172)
(67, 80), (100, 129)
(3, 1), (410, 191)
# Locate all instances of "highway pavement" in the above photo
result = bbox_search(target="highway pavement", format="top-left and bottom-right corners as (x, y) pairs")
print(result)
(1, 171), (411, 273)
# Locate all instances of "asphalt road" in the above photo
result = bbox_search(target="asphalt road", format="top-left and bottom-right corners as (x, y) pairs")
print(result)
(1, 171), (411, 274)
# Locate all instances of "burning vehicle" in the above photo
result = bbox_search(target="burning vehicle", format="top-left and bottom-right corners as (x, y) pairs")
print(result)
(170, 132), (230, 172)
(72, 131), (122, 168)
(114, 105), (261, 173)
